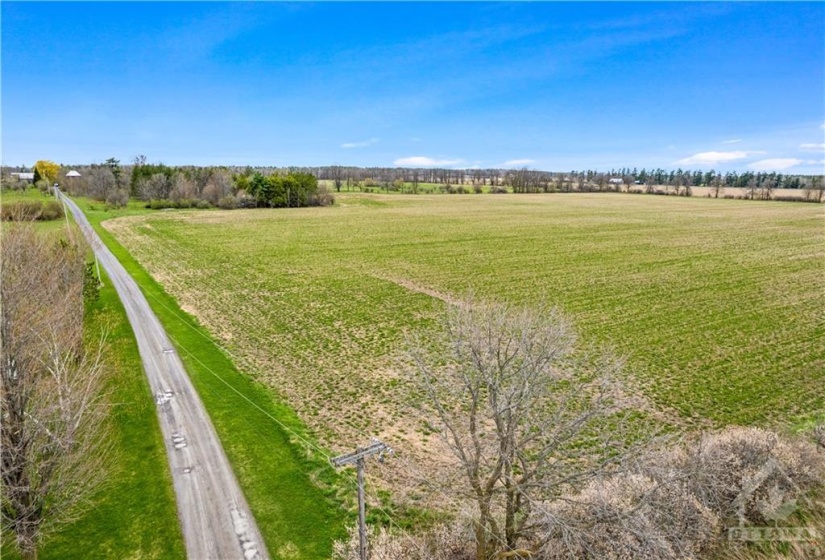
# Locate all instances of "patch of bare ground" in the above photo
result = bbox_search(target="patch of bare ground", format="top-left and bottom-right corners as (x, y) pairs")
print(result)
(370, 273), (462, 306)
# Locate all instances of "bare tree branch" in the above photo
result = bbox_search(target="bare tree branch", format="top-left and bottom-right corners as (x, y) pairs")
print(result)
(403, 297), (639, 559)
(1, 225), (112, 559)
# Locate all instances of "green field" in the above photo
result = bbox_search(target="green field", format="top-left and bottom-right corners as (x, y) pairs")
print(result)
(73, 197), (349, 559)
(101, 193), (823, 464)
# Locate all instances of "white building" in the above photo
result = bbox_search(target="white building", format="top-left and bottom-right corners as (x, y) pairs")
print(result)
(11, 172), (35, 182)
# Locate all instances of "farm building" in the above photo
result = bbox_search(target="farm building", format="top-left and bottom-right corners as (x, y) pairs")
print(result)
(10, 172), (35, 182)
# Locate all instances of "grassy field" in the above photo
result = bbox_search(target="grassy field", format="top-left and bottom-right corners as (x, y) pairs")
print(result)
(0, 188), (185, 559)
(101, 193), (824, 485)
(73, 198), (349, 559)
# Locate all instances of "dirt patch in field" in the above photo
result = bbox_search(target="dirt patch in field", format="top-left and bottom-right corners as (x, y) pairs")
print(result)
(370, 273), (462, 306)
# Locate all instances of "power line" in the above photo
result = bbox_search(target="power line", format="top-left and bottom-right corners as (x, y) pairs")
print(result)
(59, 193), (456, 556)
(162, 329), (438, 558)
(331, 440), (392, 560)
(87, 214), (514, 556)
(166, 324), (513, 556)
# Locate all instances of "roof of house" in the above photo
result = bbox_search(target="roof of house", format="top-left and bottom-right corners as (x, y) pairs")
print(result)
(66, 170), (81, 177)
(12, 172), (35, 180)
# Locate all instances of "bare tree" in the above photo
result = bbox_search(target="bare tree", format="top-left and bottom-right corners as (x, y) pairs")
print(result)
(202, 169), (234, 205)
(711, 172), (724, 199)
(1, 225), (111, 560)
(137, 172), (172, 201)
(760, 173), (776, 200)
(169, 172), (197, 202)
(404, 298), (633, 560)
(622, 174), (634, 193)
(86, 166), (116, 202)
(331, 165), (344, 193)
(813, 176), (824, 203)
(746, 175), (758, 200)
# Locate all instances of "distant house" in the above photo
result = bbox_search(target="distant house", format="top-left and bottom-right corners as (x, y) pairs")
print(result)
(608, 177), (623, 185)
(11, 172), (35, 183)
(66, 170), (81, 178)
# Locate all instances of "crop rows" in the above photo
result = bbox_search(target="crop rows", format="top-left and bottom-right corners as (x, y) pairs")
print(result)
(104, 194), (824, 472)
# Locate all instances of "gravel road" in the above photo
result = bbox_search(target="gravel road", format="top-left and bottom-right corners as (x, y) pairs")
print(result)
(58, 191), (268, 560)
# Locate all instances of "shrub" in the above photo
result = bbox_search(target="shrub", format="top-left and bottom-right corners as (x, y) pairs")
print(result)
(657, 427), (824, 526)
(196, 199), (212, 209)
(1, 201), (42, 221)
(40, 201), (64, 221)
(473, 185), (483, 194)
(105, 188), (130, 208)
(309, 185), (335, 207)
(537, 427), (823, 559)
(217, 195), (238, 210)
(1, 201), (64, 221)
(539, 473), (720, 560)
(332, 522), (473, 560)
(490, 185), (508, 194)
(148, 199), (171, 210)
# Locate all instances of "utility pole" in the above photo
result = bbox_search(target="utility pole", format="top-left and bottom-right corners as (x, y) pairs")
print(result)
(331, 439), (391, 560)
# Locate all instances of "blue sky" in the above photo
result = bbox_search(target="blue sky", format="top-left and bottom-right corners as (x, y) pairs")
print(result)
(2, 2), (824, 173)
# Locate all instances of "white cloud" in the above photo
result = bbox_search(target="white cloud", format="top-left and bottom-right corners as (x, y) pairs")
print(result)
(341, 138), (378, 149)
(394, 156), (463, 167)
(721, 138), (742, 144)
(503, 159), (535, 167)
(799, 143), (825, 151)
(748, 158), (802, 171)
(674, 151), (756, 166)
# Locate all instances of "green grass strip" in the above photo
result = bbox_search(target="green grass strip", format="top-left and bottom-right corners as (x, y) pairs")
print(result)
(40, 265), (187, 560)
(0, 222), (185, 559)
(77, 200), (348, 559)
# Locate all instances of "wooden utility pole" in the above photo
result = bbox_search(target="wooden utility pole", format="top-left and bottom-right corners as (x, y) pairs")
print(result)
(331, 440), (391, 560)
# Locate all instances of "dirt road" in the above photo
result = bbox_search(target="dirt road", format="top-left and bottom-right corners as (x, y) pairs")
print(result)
(58, 191), (268, 560)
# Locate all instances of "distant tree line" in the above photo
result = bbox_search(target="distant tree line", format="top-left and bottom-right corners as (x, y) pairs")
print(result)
(312, 165), (823, 201)
(3, 160), (822, 205)
(1, 157), (334, 210)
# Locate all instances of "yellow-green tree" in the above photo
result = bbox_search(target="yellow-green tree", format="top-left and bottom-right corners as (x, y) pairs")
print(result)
(33, 160), (60, 184)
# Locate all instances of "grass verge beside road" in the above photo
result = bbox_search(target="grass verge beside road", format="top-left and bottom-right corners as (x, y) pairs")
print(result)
(0, 193), (185, 559)
(38, 266), (186, 560)
(75, 199), (348, 559)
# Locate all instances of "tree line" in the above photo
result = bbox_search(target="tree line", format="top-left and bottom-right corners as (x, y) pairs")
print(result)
(4, 159), (822, 206)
